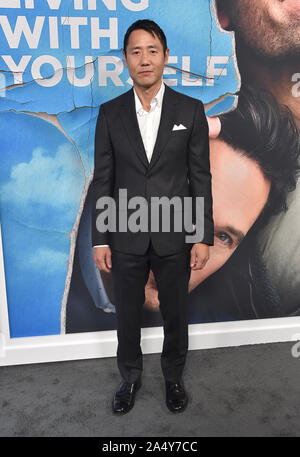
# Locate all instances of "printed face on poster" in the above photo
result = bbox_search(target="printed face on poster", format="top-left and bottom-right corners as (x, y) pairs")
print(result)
(0, 0), (299, 338)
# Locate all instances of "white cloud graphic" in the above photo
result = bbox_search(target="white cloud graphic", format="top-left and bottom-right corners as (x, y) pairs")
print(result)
(23, 247), (69, 274)
(1, 143), (85, 209)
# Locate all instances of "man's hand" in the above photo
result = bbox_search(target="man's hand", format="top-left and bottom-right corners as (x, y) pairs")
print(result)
(144, 270), (160, 311)
(190, 243), (209, 270)
(94, 246), (112, 273)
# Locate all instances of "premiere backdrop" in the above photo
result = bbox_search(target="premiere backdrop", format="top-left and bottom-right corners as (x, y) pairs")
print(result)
(0, 0), (298, 339)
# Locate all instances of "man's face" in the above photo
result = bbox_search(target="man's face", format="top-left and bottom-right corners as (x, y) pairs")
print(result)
(188, 138), (271, 289)
(123, 29), (169, 89)
(217, 0), (300, 59)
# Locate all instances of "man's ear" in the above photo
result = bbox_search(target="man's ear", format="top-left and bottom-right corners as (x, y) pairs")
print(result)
(164, 48), (170, 66)
(123, 50), (128, 67)
(215, 0), (233, 31)
(207, 116), (221, 139)
(217, 10), (231, 30)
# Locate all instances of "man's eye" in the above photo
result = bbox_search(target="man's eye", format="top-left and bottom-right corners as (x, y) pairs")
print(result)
(215, 232), (233, 245)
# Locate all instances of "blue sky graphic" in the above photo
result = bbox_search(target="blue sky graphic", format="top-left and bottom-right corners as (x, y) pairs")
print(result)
(0, 112), (85, 336)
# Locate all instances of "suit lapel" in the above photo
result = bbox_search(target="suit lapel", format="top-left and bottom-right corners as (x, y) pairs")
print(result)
(120, 89), (149, 169)
(149, 85), (178, 170)
(119, 85), (179, 170)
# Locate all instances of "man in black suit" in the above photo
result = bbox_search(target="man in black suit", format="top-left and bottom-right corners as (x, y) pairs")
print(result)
(91, 20), (214, 414)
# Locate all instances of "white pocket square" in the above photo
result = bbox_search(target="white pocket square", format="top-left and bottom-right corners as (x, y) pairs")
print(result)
(172, 123), (187, 131)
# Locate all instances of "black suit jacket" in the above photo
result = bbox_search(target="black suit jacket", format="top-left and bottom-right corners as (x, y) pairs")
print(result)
(91, 84), (214, 256)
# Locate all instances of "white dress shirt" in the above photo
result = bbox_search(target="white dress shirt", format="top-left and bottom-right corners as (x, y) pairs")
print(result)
(134, 81), (165, 163)
(94, 82), (165, 248)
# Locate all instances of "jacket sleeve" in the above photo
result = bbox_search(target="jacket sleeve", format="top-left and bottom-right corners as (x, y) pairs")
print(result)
(91, 104), (115, 246)
(187, 100), (214, 245)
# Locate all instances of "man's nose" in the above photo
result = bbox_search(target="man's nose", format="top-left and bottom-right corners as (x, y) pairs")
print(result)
(140, 52), (151, 66)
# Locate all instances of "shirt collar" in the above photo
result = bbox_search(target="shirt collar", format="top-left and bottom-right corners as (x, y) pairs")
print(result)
(134, 82), (165, 116)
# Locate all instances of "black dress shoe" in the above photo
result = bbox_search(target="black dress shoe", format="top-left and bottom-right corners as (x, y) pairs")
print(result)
(165, 380), (188, 413)
(112, 379), (141, 414)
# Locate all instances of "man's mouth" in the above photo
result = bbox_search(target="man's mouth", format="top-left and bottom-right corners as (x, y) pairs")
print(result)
(139, 70), (153, 75)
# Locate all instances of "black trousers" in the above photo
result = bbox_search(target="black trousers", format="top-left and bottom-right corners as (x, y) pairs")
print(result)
(111, 241), (192, 384)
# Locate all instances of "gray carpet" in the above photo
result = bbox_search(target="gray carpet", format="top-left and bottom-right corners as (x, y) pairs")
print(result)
(0, 341), (300, 437)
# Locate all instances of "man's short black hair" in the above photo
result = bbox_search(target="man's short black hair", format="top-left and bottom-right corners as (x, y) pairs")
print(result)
(218, 85), (300, 223)
(123, 19), (168, 55)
